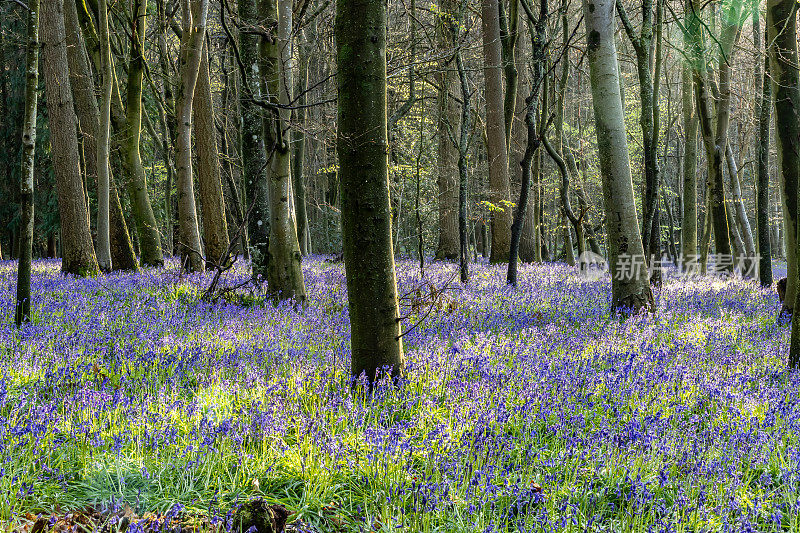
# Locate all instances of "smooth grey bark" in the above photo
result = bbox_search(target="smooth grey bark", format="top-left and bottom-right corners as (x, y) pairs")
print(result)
(95, 0), (112, 271)
(482, 0), (512, 263)
(174, 0), (208, 272)
(15, 0), (38, 327)
(194, 41), (230, 267)
(584, 0), (653, 312)
(336, 0), (405, 380)
(41, 0), (98, 276)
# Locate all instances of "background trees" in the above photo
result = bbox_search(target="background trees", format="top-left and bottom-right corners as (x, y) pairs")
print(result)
(1, 0), (797, 354)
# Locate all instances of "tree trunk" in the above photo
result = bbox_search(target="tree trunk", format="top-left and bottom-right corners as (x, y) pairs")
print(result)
(434, 0), (459, 260)
(688, 0), (734, 272)
(41, 0), (98, 276)
(337, 0), (405, 379)
(482, 0), (512, 263)
(755, 9), (772, 286)
(15, 0), (38, 326)
(174, 0), (208, 272)
(259, 0), (307, 301)
(508, 0), (546, 285)
(681, 64), (698, 268)
(122, 0), (163, 266)
(584, 0), (653, 312)
(64, 0), (138, 271)
(768, 0), (800, 319)
(293, 26), (312, 257)
(95, 0), (112, 271)
(240, 0), (270, 279)
(725, 141), (756, 275)
(194, 41), (230, 267)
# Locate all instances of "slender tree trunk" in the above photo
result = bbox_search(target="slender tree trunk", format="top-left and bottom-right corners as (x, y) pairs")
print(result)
(435, 0), (460, 260)
(260, 0), (306, 301)
(337, 0), (405, 379)
(15, 0), (39, 326)
(41, 0), (98, 276)
(123, 0), (163, 266)
(755, 10), (772, 286)
(293, 27), (312, 256)
(64, 0), (138, 272)
(500, 0), (519, 152)
(688, 0), (734, 272)
(584, 0), (653, 312)
(768, 0), (800, 319)
(158, 0), (174, 256)
(194, 40), (230, 267)
(482, 0), (512, 263)
(240, 0), (270, 279)
(725, 142), (756, 275)
(174, 0), (208, 272)
(681, 64), (698, 268)
(508, 0), (546, 285)
(95, 0), (112, 271)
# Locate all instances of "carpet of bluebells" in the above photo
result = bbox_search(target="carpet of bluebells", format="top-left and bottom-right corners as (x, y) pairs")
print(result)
(0, 256), (798, 532)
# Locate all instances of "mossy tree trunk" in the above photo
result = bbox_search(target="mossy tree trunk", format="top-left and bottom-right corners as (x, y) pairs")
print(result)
(122, 0), (163, 267)
(584, 0), (653, 312)
(336, 0), (405, 380)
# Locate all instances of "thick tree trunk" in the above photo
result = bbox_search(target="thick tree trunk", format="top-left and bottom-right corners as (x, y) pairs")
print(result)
(768, 0), (800, 318)
(337, 0), (405, 379)
(755, 10), (772, 287)
(158, 0), (174, 256)
(240, 0), (270, 279)
(482, 0), (512, 263)
(194, 41), (230, 267)
(41, 0), (98, 276)
(174, 0), (208, 273)
(584, 0), (653, 312)
(434, 0), (459, 260)
(15, 0), (38, 326)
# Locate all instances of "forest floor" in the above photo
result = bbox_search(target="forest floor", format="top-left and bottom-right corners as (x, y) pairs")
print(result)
(0, 257), (797, 532)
